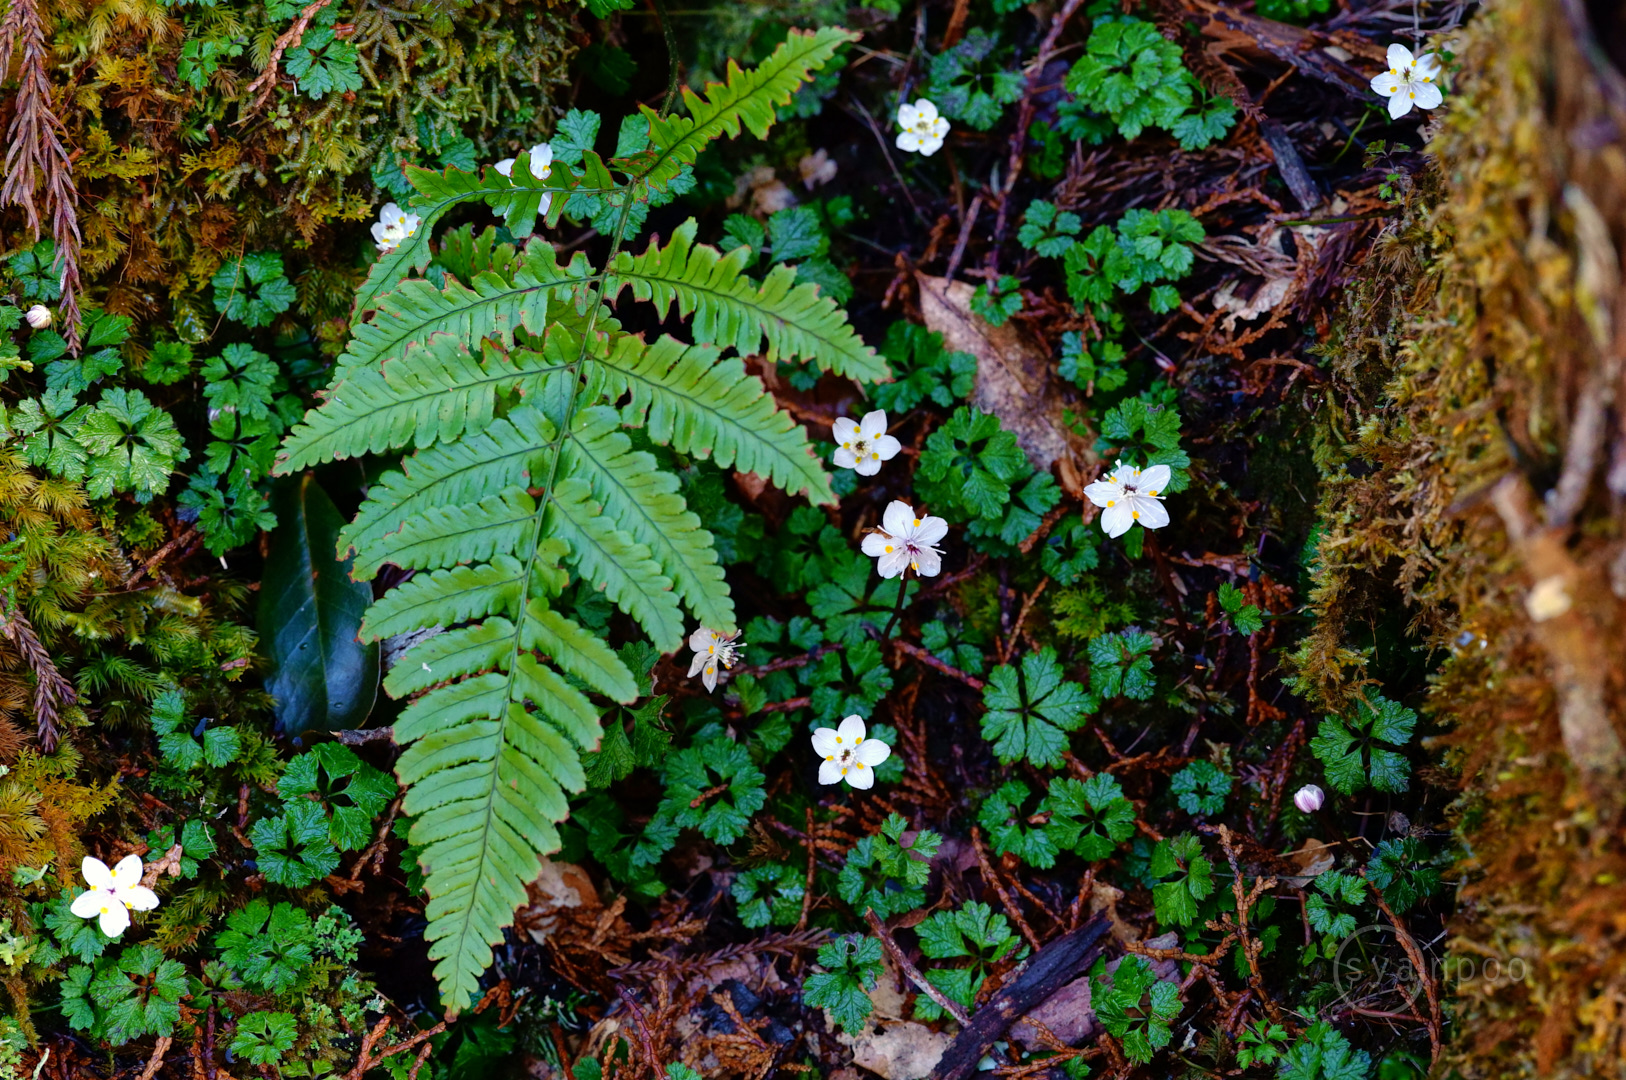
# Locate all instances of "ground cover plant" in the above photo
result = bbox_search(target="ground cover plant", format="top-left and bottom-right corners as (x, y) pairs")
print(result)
(4, 0), (1625, 1077)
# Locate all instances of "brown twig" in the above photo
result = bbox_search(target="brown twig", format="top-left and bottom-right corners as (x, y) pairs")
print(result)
(894, 640), (986, 690)
(0, 598), (76, 751)
(0, 0), (83, 349)
(333, 726), (396, 746)
(862, 908), (972, 1025)
(970, 826), (1042, 950)
(617, 988), (667, 1078)
(796, 808), (817, 931)
(136, 1036), (171, 1080)
(1366, 880), (1442, 1062)
(123, 527), (201, 589)
(243, 0), (337, 112)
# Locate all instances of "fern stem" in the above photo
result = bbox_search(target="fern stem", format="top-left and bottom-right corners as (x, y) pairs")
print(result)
(652, 0), (681, 119)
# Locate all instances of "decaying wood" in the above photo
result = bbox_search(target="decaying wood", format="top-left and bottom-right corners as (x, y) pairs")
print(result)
(930, 913), (1111, 1080)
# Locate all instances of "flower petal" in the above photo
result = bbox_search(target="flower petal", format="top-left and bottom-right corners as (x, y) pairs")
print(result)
(811, 728), (841, 757)
(1139, 464), (1172, 495)
(882, 501), (917, 537)
(702, 663), (718, 692)
(846, 763), (876, 789)
(856, 455), (882, 476)
(1100, 503), (1135, 538)
(81, 856), (112, 889)
(861, 532), (892, 557)
(1414, 52), (1442, 78)
(912, 99), (939, 122)
(1083, 480), (1122, 508)
(859, 410), (889, 441)
(1370, 72), (1400, 96)
(838, 715), (867, 743)
(688, 652), (708, 677)
(70, 890), (103, 918)
(897, 131), (921, 153)
(689, 627), (715, 652)
(833, 447), (860, 470)
(1413, 81), (1444, 110)
(832, 416), (861, 444)
(876, 548), (911, 578)
(1387, 92), (1414, 119)
(911, 547), (942, 577)
(917, 136), (944, 157)
(897, 104), (920, 128)
(856, 739), (891, 767)
(1386, 43), (1414, 70)
(914, 515), (949, 545)
(98, 903), (130, 938)
(818, 759), (845, 785)
(1131, 496), (1170, 531)
(871, 434), (903, 461)
(495, 158), (516, 177)
(124, 886), (160, 912)
(111, 854), (145, 888)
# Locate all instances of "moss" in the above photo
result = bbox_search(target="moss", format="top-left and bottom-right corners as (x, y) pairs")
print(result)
(1300, 0), (1626, 1073)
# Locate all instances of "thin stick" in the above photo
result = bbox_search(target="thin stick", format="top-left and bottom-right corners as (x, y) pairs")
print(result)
(796, 808), (817, 930)
(863, 909), (972, 1025)
(1367, 881), (1442, 1062)
(881, 568), (912, 640)
(894, 641), (986, 690)
(971, 826), (1042, 950)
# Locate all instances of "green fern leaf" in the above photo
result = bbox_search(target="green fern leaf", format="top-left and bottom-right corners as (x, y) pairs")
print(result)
(638, 28), (856, 189)
(340, 407), (554, 570)
(543, 477), (684, 651)
(360, 559), (526, 641)
(612, 220), (885, 382)
(276, 337), (565, 473)
(564, 406), (733, 629)
(591, 333), (835, 503)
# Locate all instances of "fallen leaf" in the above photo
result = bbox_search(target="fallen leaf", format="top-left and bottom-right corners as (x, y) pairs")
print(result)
(516, 858), (599, 940)
(1280, 838), (1337, 887)
(842, 1022), (953, 1080)
(915, 274), (1079, 472)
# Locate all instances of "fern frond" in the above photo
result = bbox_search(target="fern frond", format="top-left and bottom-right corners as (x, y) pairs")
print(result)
(543, 478), (684, 651)
(612, 220), (885, 382)
(638, 28), (856, 189)
(341, 407), (554, 573)
(564, 406), (733, 630)
(591, 333), (836, 504)
(360, 558), (526, 641)
(390, 597), (633, 1008)
(357, 168), (595, 316)
(361, 489), (538, 578)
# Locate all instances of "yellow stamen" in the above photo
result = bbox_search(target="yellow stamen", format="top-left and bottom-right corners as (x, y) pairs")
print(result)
(1132, 511), (1140, 519)
(884, 545), (893, 553)
(913, 519), (921, 527)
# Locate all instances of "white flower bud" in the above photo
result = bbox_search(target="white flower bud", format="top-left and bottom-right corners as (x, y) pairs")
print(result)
(25, 304), (51, 329)
(1293, 784), (1325, 814)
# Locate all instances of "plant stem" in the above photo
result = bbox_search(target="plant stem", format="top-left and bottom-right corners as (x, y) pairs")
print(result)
(881, 568), (911, 640)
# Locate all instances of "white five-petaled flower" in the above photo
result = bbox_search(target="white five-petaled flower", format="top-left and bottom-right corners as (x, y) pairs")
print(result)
(832, 409), (902, 476)
(1084, 462), (1171, 539)
(70, 855), (159, 937)
(371, 202), (422, 254)
(861, 500), (948, 579)
(25, 304), (51, 329)
(812, 715), (891, 789)
(495, 143), (555, 217)
(895, 99), (950, 157)
(1370, 44), (1443, 120)
(687, 626), (740, 693)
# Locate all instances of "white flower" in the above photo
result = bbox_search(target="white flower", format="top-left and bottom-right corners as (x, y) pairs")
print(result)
(1370, 44), (1443, 120)
(832, 410), (902, 476)
(370, 202), (422, 254)
(1084, 463), (1171, 539)
(495, 143), (555, 217)
(687, 626), (740, 693)
(861, 500), (948, 579)
(25, 304), (51, 330)
(1293, 784), (1326, 814)
(812, 715), (891, 789)
(70, 855), (159, 937)
(495, 143), (553, 180)
(895, 99), (950, 157)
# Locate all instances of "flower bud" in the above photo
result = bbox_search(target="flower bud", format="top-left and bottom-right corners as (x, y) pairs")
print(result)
(1293, 784), (1325, 814)
(25, 304), (51, 329)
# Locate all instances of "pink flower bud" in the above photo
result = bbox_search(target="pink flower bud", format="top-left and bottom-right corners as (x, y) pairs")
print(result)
(1293, 784), (1325, 813)
(25, 304), (51, 329)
